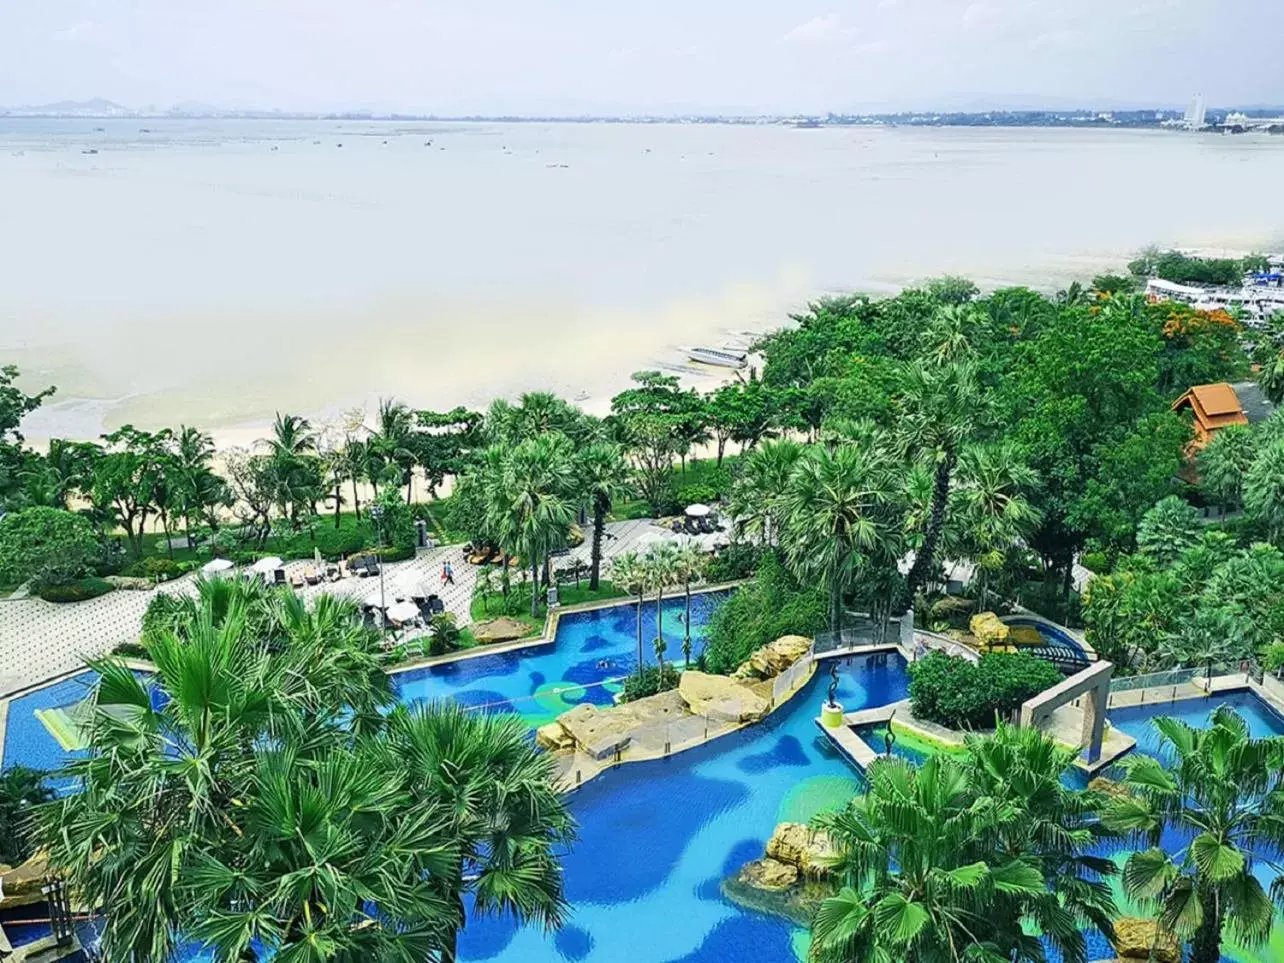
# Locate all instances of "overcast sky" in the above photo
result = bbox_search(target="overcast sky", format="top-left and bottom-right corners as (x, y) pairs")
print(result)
(2, 0), (1280, 115)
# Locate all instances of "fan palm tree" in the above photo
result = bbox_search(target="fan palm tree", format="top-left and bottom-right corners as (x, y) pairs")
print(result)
(897, 359), (980, 606)
(389, 701), (575, 963)
(673, 539), (708, 667)
(729, 438), (804, 547)
(954, 443), (1041, 610)
(1104, 707), (1284, 963)
(35, 582), (457, 963)
(783, 444), (900, 633)
(1196, 424), (1256, 514)
(174, 425), (228, 541)
(812, 753), (1068, 963)
(485, 435), (576, 618)
(0, 765), (51, 865)
(611, 551), (648, 679)
(575, 442), (633, 590)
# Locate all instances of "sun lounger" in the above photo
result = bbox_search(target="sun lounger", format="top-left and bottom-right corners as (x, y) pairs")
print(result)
(290, 573), (305, 589)
(428, 596), (445, 615)
(304, 566), (321, 585)
(273, 568), (287, 585)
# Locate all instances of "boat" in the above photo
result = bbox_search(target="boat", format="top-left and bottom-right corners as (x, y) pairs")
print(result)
(81, 149), (98, 155)
(680, 345), (748, 369)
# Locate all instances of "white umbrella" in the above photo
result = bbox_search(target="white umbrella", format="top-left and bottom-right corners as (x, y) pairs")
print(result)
(685, 503), (711, 518)
(386, 601), (420, 624)
(202, 558), (234, 575)
(251, 556), (284, 574)
(364, 590), (389, 608)
(637, 530), (674, 547)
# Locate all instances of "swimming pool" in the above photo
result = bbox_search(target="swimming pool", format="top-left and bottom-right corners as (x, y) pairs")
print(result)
(1001, 616), (1087, 655)
(456, 652), (909, 963)
(395, 592), (727, 728)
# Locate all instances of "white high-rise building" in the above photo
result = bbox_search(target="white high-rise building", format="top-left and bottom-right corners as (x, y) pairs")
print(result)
(1184, 93), (1207, 130)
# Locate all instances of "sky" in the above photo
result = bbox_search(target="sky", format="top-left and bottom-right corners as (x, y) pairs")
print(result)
(1, 0), (1280, 115)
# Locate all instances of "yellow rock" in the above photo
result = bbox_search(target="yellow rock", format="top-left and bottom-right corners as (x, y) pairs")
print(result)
(765, 823), (836, 877)
(678, 671), (770, 723)
(738, 857), (799, 892)
(1111, 917), (1179, 963)
(970, 612), (1010, 650)
(0, 851), (51, 910)
(536, 722), (575, 752)
(732, 635), (813, 681)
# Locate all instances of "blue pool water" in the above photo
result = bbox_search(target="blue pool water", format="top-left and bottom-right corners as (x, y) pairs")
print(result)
(395, 592), (727, 727)
(458, 652), (909, 963)
(1108, 690), (1284, 757)
(1, 672), (99, 789)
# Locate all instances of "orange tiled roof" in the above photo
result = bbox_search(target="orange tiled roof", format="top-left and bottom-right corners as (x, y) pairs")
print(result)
(1172, 383), (1250, 435)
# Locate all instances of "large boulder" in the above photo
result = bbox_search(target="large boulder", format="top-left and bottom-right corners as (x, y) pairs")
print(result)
(738, 857), (798, 892)
(732, 635), (813, 681)
(0, 851), (51, 909)
(1088, 776), (1132, 800)
(970, 612), (1010, 651)
(471, 617), (534, 644)
(765, 822), (836, 877)
(679, 671), (770, 724)
(1111, 917), (1180, 963)
(536, 722), (575, 752)
(556, 703), (635, 760)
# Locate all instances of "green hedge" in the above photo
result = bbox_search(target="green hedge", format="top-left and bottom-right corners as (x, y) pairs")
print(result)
(703, 554), (827, 674)
(38, 577), (116, 604)
(908, 651), (1063, 731)
(374, 544), (415, 562)
(120, 557), (190, 581)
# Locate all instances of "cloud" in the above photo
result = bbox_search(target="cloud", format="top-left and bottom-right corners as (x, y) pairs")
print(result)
(961, 3), (999, 29)
(56, 19), (106, 44)
(783, 13), (851, 45)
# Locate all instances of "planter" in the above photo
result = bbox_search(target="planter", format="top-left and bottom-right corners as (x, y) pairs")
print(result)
(821, 701), (845, 728)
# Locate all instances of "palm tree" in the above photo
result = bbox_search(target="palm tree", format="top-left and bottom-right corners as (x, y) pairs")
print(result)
(611, 552), (648, 679)
(729, 439), (804, 547)
(1104, 707), (1284, 963)
(954, 442), (1041, 610)
(1245, 438), (1284, 543)
(1197, 424), (1256, 514)
(484, 435), (575, 618)
(643, 542), (680, 679)
(1257, 348), (1284, 405)
(263, 412), (319, 527)
(389, 701), (575, 963)
(576, 442), (633, 590)
(35, 581), (467, 963)
(372, 397), (418, 503)
(673, 539), (708, 667)
(812, 751), (1092, 963)
(783, 444), (899, 633)
(1137, 495), (1202, 566)
(897, 359), (980, 606)
(174, 425), (227, 542)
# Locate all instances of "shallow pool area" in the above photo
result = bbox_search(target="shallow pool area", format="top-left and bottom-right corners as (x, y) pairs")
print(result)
(1107, 689), (1284, 757)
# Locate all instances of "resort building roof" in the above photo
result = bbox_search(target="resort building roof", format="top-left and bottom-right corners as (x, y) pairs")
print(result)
(1171, 382), (1249, 449)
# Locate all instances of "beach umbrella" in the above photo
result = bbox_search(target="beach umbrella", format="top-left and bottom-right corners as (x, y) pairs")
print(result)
(202, 558), (234, 576)
(637, 530), (674, 547)
(364, 591), (389, 609)
(685, 503), (711, 518)
(251, 556), (284, 574)
(386, 601), (420, 624)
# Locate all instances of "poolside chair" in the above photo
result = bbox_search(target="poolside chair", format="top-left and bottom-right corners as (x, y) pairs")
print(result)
(290, 572), (305, 589)
(428, 596), (445, 615)
(273, 568), (287, 585)
(304, 566), (321, 585)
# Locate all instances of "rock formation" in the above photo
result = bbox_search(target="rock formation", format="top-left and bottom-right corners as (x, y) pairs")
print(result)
(765, 822), (836, 877)
(1110, 917), (1180, 963)
(732, 635), (813, 681)
(678, 671), (770, 723)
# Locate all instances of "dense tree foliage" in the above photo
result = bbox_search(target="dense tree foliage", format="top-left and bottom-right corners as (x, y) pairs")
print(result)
(907, 651), (1064, 730)
(0, 506), (98, 587)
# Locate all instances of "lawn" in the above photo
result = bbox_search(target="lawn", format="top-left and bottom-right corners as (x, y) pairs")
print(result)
(468, 575), (630, 638)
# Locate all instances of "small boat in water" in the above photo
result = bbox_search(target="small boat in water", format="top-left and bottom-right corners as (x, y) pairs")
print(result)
(680, 345), (748, 369)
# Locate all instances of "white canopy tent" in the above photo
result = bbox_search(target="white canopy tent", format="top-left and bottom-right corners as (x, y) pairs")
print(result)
(250, 556), (284, 574)
(202, 558), (234, 575)
(386, 601), (420, 624)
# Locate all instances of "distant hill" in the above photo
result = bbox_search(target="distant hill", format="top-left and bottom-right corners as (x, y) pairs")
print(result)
(2, 98), (135, 117)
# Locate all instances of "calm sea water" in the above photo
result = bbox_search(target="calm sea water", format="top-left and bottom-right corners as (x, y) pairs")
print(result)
(2, 119), (1282, 440)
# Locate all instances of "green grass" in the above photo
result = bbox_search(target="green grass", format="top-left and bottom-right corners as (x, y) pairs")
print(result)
(468, 577), (630, 640)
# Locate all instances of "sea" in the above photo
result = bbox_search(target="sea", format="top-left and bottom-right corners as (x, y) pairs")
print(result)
(1, 118), (1282, 444)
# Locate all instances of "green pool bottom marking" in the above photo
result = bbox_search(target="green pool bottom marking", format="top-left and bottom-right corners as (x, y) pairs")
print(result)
(777, 774), (859, 825)
(790, 927), (810, 962)
(34, 706), (87, 751)
(519, 679), (623, 728)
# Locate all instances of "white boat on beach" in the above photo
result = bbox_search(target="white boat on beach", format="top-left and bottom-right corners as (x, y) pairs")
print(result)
(680, 345), (748, 368)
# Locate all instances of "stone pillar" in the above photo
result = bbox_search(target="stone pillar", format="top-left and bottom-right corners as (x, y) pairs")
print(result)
(898, 610), (915, 647)
(1081, 671), (1110, 764)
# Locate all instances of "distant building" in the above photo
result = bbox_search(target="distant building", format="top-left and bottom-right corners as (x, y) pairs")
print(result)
(1184, 93), (1207, 130)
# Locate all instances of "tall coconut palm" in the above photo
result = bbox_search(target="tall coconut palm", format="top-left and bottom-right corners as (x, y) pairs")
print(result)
(575, 442), (633, 590)
(611, 552), (648, 679)
(174, 425), (228, 541)
(1104, 707), (1284, 963)
(783, 444), (899, 634)
(673, 539), (708, 667)
(954, 442), (1041, 610)
(897, 359), (980, 606)
(643, 542), (680, 679)
(263, 412), (319, 527)
(372, 397), (419, 502)
(729, 438), (804, 547)
(485, 435), (575, 618)
(1245, 438), (1284, 544)
(389, 701), (575, 963)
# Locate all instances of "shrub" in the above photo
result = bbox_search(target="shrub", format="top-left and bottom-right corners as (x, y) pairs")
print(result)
(908, 651), (1063, 731)
(38, 577), (115, 604)
(425, 613), (462, 656)
(1079, 552), (1110, 575)
(705, 543), (764, 583)
(677, 483), (718, 507)
(121, 557), (185, 581)
(142, 593), (195, 643)
(0, 507), (98, 588)
(703, 554), (828, 674)
(310, 525), (373, 560)
(375, 544), (414, 563)
(620, 664), (681, 702)
(111, 641), (149, 660)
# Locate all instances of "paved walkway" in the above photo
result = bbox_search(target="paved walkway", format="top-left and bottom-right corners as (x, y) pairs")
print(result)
(0, 517), (713, 698)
